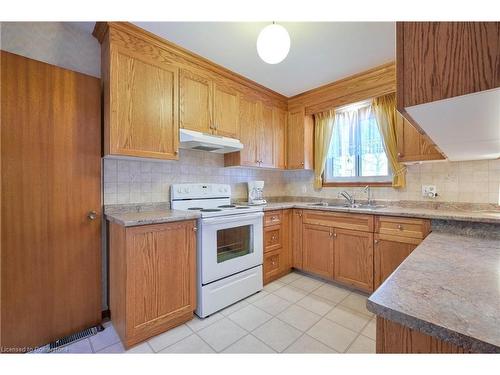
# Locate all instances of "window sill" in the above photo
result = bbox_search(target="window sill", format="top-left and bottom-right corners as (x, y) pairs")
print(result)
(322, 181), (392, 187)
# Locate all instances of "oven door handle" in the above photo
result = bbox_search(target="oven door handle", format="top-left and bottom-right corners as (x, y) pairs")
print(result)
(201, 212), (264, 225)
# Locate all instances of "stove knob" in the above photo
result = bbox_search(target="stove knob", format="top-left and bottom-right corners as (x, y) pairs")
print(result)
(177, 188), (182, 193)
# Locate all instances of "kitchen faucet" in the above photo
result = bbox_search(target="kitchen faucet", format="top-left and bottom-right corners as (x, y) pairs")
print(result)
(363, 185), (373, 206)
(339, 190), (355, 206)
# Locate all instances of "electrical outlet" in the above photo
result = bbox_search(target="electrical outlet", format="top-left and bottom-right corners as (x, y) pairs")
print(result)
(422, 185), (438, 198)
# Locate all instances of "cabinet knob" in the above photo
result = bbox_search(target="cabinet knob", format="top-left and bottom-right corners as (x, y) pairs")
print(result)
(193, 227), (198, 232)
(374, 239), (379, 244)
(333, 233), (337, 238)
(300, 162), (304, 166)
(87, 210), (97, 221)
(397, 224), (403, 230)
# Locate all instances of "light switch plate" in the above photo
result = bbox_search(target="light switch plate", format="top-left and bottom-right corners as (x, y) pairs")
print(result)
(422, 185), (437, 198)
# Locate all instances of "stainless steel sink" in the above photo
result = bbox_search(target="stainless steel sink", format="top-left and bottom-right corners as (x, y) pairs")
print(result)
(308, 202), (386, 210)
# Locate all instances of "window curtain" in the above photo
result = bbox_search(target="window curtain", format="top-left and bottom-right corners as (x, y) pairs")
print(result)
(372, 93), (406, 188)
(313, 110), (335, 189)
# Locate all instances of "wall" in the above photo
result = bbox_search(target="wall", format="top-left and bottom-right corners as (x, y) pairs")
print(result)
(103, 150), (287, 204)
(0, 22), (100, 77)
(284, 159), (500, 205)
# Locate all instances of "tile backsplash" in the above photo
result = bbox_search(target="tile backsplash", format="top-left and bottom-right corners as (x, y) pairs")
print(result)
(103, 150), (500, 206)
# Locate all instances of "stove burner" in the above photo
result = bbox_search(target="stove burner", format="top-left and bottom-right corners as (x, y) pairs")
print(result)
(235, 206), (250, 209)
(188, 207), (203, 210)
(201, 208), (222, 212)
(218, 204), (236, 208)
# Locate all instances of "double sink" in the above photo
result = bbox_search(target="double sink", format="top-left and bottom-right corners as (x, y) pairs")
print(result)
(308, 202), (387, 210)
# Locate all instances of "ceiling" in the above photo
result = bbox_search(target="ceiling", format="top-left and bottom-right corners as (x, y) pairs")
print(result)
(72, 22), (395, 97)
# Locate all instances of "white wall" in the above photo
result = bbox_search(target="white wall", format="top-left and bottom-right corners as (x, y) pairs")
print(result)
(0, 22), (100, 77)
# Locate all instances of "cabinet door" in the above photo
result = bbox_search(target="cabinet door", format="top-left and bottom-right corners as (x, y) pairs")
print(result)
(213, 82), (240, 138)
(302, 224), (334, 280)
(291, 209), (303, 269)
(334, 229), (374, 292)
(126, 221), (196, 340)
(258, 102), (275, 168)
(287, 110), (305, 169)
(179, 69), (212, 134)
(111, 48), (179, 159)
(374, 234), (420, 289)
(263, 249), (283, 284)
(280, 209), (292, 273)
(237, 96), (259, 166)
(273, 107), (287, 169)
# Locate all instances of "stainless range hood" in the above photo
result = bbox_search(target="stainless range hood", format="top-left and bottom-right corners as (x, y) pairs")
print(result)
(179, 129), (244, 154)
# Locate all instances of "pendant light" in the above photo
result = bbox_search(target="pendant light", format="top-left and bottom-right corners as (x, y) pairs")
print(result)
(256, 22), (290, 64)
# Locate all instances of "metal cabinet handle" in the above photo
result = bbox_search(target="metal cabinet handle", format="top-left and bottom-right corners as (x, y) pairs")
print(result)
(193, 227), (198, 232)
(301, 162), (304, 166)
(333, 233), (337, 238)
(87, 210), (97, 221)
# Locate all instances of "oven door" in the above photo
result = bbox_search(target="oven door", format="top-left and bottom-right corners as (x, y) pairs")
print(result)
(200, 212), (263, 285)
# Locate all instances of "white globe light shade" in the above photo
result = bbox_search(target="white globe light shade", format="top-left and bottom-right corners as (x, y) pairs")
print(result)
(256, 24), (290, 64)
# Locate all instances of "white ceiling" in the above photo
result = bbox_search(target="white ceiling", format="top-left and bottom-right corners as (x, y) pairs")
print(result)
(129, 22), (395, 97)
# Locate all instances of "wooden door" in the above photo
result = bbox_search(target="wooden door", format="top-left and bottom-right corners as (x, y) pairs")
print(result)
(125, 221), (196, 344)
(180, 69), (212, 134)
(110, 47), (179, 160)
(291, 209), (303, 269)
(258, 102), (275, 168)
(237, 96), (259, 166)
(213, 82), (240, 138)
(273, 107), (287, 169)
(374, 234), (420, 289)
(334, 229), (374, 292)
(1, 51), (101, 351)
(287, 110), (306, 169)
(302, 224), (334, 280)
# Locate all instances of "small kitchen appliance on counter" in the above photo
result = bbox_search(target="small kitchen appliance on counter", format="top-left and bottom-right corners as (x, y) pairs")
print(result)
(247, 181), (267, 206)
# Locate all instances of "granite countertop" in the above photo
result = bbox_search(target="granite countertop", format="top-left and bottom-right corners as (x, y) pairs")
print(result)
(106, 209), (201, 227)
(367, 231), (500, 353)
(262, 201), (500, 224)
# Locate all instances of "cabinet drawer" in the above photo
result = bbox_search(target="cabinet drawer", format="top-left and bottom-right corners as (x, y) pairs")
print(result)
(375, 216), (431, 239)
(263, 249), (282, 282)
(264, 210), (282, 227)
(264, 224), (282, 253)
(302, 210), (373, 232)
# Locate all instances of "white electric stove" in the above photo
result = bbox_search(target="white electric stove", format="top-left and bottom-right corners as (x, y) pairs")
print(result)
(171, 183), (264, 318)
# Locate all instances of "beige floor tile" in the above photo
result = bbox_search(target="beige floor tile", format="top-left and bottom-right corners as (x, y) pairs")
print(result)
(245, 290), (269, 303)
(252, 293), (291, 315)
(222, 334), (275, 353)
(96, 342), (125, 353)
(228, 304), (272, 331)
(324, 305), (371, 332)
(307, 318), (358, 352)
(361, 318), (376, 340)
(253, 318), (302, 352)
(160, 334), (214, 353)
(277, 272), (302, 284)
(219, 299), (250, 316)
(277, 304), (322, 332)
(186, 313), (224, 332)
(273, 285), (308, 303)
(89, 325), (121, 352)
(263, 280), (286, 292)
(296, 294), (336, 316)
(346, 335), (376, 353)
(125, 342), (154, 353)
(339, 293), (373, 317)
(197, 318), (247, 352)
(147, 324), (192, 352)
(312, 283), (350, 303)
(284, 334), (337, 353)
(55, 339), (94, 354)
(289, 276), (324, 292)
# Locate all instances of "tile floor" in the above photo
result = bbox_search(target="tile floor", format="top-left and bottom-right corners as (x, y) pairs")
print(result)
(55, 271), (376, 354)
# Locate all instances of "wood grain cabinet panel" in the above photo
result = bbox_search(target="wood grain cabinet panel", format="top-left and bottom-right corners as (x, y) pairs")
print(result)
(302, 210), (374, 232)
(264, 225), (282, 253)
(180, 69), (212, 134)
(109, 221), (196, 348)
(213, 82), (240, 138)
(273, 107), (287, 169)
(334, 229), (374, 292)
(262, 209), (291, 284)
(287, 108), (314, 170)
(291, 209), (304, 270)
(258, 103), (275, 168)
(264, 210), (282, 226)
(109, 47), (179, 160)
(375, 216), (430, 239)
(302, 224), (335, 280)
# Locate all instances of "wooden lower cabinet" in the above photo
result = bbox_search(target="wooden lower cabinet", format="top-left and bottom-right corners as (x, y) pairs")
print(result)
(376, 317), (469, 353)
(334, 229), (374, 292)
(263, 210), (291, 284)
(291, 209), (303, 269)
(302, 224), (335, 280)
(374, 234), (421, 289)
(109, 220), (197, 348)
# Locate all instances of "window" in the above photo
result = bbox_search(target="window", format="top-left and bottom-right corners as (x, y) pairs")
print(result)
(323, 101), (390, 184)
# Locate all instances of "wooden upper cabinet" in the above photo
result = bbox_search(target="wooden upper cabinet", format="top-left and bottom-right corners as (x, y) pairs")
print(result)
(273, 107), (287, 169)
(302, 223), (334, 280)
(213, 82), (240, 138)
(230, 96), (259, 167)
(395, 111), (444, 162)
(179, 69), (213, 134)
(258, 102), (275, 168)
(287, 108), (314, 170)
(334, 228), (374, 292)
(397, 22), (500, 110)
(107, 46), (179, 160)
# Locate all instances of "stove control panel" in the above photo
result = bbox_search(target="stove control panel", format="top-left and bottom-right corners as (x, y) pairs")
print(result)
(171, 183), (231, 200)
